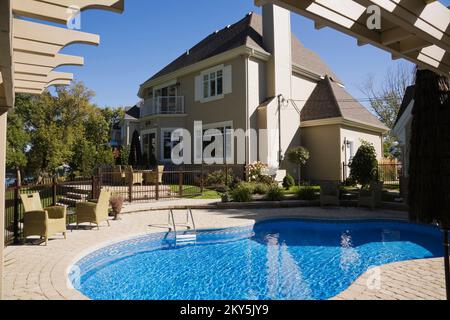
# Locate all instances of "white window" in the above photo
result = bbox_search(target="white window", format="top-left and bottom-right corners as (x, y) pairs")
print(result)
(202, 122), (233, 164)
(203, 69), (223, 99)
(161, 129), (177, 161)
(195, 65), (232, 102)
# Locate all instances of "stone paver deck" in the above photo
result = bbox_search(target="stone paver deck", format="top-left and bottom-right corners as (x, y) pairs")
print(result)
(2, 206), (446, 300)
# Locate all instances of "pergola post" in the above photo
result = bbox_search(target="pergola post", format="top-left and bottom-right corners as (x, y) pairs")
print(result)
(0, 110), (7, 300)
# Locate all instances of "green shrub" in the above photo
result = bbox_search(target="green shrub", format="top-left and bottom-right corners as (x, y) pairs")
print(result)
(297, 186), (318, 200)
(282, 174), (295, 190)
(231, 184), (253, 202)
(254, 183), (270, 195)
(205, 169), (234, 187)
(265, 186), (285, 201)
(237, 182), (256, 194)
(349, 140), (378, 188)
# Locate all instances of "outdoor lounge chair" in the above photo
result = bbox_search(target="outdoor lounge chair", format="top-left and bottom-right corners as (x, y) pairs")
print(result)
(320, 181), (341, 207)
(20, 193), (67, 246)
(76, 189), (111, 229)
(358, 181), (384, 210)
(143, 166), (165, 185)
(125, 166), (143, 186)
(111, 165), (125, 185)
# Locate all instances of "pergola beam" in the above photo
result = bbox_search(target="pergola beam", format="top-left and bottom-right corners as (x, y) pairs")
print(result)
(256, 0), (450, 76)
(0, 0), (14, 109)
(12, 0), (124, 25)
(13, 18), (100, 47)
(15, 71), (73, 84)
(14, 52), (84, 68)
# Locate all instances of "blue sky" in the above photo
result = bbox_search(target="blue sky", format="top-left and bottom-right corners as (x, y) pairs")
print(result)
(57, 0), (444, 108)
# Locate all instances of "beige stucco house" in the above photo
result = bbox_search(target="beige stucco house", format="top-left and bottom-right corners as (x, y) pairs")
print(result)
(134, 4), (388, 182)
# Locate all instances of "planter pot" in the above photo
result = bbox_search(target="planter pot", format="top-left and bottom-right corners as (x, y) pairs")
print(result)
(110, 196), (124, 220)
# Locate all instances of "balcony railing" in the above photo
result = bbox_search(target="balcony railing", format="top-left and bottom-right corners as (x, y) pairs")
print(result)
(140, 96), (185, 117)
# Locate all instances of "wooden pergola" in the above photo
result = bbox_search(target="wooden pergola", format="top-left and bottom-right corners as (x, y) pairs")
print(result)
(0, 0), (124, 299)
(255, 0), (450, 77)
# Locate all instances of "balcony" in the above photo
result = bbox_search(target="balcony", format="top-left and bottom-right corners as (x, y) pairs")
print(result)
(140, 96), (185, 118)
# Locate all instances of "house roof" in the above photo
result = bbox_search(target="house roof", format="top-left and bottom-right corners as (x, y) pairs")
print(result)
(144, 12), (341, 84)
(301, 76), (389, 131)
(124, 105), (140, 120)
(395, 85), (415, 126)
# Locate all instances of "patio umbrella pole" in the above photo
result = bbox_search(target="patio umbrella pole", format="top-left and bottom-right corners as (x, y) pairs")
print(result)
(444, 229), (450, 300)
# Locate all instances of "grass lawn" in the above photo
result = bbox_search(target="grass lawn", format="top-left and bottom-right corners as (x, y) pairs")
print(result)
(169, 185), (221, 200)
(282, 185), (320, 194)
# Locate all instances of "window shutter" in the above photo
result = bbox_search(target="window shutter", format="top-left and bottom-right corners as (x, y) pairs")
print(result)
(195, 75), (202, 101)
(223, 65), (232, 95)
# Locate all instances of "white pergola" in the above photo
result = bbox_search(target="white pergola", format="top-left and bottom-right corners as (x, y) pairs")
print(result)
(255, 0), (450, 77)
(0, 0), (124, 299)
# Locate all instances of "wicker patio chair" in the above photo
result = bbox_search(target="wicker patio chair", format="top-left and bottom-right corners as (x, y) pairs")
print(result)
(358, 181), (384, 210)
(124, 166), (143, 186)
(20, 193), (67, 246)
(76, 189), (111, 229)
(143, 165), (165, 185)
(320, 181), (341, 207)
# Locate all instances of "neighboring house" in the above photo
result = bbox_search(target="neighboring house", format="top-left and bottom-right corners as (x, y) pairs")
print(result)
(110, 105), (141, 147)
(393, 85), (415, 196)
(135, 4), (388, 182)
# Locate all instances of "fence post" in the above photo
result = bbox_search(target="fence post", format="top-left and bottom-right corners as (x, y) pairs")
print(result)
(91, 176), (96, 200)
(225, 163), (228, 187)
(13, 181), (20, 244)
(155, 166), (159, 201)
(52, 176), (57, 206)
(342, 162), (346, 181)
(179, 171), (183, 197)
(200, 164), (204, 194)
(128, 169), (133, 203)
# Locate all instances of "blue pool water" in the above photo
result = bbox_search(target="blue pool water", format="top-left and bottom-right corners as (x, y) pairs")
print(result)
(73, 219), (444, 300)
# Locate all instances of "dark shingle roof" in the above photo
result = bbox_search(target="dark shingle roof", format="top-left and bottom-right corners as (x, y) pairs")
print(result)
(301, 76), (388, 131)
(144, 13), (340, 84)
(395, 85), (415, 125)
(125, 105), (140, 120)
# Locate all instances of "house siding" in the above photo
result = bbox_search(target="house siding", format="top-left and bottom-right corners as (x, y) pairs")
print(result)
(140, 56), (248, 164)
(301, 124), (342, 182)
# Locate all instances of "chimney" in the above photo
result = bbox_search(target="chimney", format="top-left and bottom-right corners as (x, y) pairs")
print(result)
(262, 4), (292, 99)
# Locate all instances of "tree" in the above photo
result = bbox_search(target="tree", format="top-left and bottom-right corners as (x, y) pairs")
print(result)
(9, 82), (115, 180)
(6, 106), (29, 182)
(349, 140), (378, 189)
(408, 69), (450, 299)
(128, 130), (142, 166)
(286, 147), (310, 186)
(359, 62), (414, 158)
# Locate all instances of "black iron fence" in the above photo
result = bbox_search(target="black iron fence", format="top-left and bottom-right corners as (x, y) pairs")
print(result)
(342, 162), (403, 186)
(4, 165), (245, 246)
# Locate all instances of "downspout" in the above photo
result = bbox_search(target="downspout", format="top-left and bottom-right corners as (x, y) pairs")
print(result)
(245, 56), (250, 170)
(277, 94), (283, 168)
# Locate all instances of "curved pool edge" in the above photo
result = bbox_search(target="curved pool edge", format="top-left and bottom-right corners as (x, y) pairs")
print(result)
(70, 216), (445, 301)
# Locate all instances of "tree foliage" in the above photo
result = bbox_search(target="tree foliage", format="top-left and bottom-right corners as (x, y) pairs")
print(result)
(8, 81), (115, 180)
(359, 62), (414, 158)
(286, 147), (310, 185)
(349, 141), (378, 188)
(6, 96), (30, 171)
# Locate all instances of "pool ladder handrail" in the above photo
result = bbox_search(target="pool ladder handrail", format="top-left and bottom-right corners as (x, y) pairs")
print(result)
(168, 209), (197, 244)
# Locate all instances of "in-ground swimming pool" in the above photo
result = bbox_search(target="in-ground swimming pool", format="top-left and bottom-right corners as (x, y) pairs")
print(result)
(71, 219), (444, 300)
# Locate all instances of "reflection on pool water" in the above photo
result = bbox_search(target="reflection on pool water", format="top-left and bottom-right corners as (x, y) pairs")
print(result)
(72, 219), (443, 300)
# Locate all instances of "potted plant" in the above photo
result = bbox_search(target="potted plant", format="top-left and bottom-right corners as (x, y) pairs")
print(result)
(109, 194), (124, 220)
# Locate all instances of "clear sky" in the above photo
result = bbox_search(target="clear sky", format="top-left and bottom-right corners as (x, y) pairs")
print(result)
(57, 0), (448, 108)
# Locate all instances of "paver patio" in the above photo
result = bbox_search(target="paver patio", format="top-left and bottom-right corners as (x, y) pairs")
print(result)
(2, 206), (446, 300)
